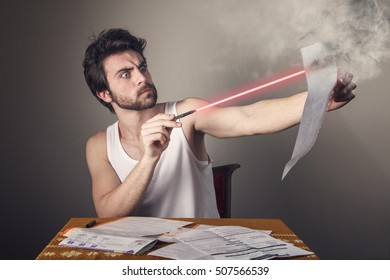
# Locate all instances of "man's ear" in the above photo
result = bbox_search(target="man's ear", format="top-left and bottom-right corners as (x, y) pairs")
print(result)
(96, 90), (112, 103)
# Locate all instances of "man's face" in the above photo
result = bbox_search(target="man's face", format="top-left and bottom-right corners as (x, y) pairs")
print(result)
(102, 50), (158, 111)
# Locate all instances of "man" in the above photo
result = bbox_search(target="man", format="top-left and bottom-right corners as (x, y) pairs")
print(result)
(83, 28), (356, 218)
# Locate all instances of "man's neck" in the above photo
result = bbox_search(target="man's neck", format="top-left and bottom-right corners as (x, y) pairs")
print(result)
(116, 103), (165, 142)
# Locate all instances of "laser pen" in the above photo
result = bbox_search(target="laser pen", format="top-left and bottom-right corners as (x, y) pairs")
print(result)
(173, 109), (196, 120)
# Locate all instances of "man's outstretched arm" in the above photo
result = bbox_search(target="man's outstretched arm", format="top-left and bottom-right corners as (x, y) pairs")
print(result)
(185, 71), (356, 138)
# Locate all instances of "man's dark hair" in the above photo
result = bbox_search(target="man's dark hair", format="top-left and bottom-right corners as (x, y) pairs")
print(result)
(82, 28), (147, 113)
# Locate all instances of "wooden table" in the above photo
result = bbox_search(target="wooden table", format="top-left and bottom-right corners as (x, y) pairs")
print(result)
(36, 217), (318, 260)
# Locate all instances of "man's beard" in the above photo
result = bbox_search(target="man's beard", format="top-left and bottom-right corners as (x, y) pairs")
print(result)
(110, 83), (158, 111)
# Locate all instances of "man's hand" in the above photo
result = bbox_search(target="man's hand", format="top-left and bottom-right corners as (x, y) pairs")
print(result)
(141, 114), (181, 161)
(327, 70), (357, 111)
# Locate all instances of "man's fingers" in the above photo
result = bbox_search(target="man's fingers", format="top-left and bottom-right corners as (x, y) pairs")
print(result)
(145, 132), (170, 145)
(146, 114), (182, 129)
(346, 81), (357, 91)
(334, 81), (357, 102)
(142, 125), (171, 139)
(142, 128), (171, 148)
(147, 113), (174, 122)
(327, 70), (357, 111)
(141, 113), (183, 156)
(332, 69), (357, 102)
(337, 70), (354, 85)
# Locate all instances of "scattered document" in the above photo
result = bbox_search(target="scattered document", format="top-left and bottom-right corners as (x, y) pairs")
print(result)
(59, 217), (313, 259)
(59, 217), (192, 255)
(148, 242), (214, 260)
(149, 226), (313, 260)
(60, 227), (157, 254)
(89, 216), (193, 237)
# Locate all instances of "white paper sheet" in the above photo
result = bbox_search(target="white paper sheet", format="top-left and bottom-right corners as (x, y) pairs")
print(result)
(87, 216), (193, 237)
(282, 42), (337, 179)
(149, 242), (213, 260)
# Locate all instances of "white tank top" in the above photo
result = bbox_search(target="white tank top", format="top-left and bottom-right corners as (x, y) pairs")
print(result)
(106, 101), (219, 218)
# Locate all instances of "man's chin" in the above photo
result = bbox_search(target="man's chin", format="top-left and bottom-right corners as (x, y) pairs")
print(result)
(125, 100), (157, 111)
(113, 92), (158, 111)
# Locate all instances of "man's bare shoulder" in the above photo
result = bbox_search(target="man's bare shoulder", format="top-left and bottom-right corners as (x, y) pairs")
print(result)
(86, 130), (107, 155)
(176, 97), (210, 114)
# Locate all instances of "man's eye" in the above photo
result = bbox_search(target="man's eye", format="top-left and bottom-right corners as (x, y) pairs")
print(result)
(139, 64), (148, 72)
(121, 71), (129, 78)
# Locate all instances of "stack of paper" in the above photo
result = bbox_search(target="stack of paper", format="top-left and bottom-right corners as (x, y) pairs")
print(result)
(59, 217), (313, 259)
(60, 227), (157, 254)
(59, 217), (192, 254)
(150, 225), (313, 260)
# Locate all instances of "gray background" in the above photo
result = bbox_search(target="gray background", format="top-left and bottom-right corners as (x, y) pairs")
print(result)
(1, 0), (389, 259)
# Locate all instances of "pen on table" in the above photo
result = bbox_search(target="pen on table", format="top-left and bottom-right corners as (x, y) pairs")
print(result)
(85, 220), (97, 228)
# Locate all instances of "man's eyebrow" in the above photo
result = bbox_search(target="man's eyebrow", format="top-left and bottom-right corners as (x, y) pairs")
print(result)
(138, 60), (147, 67)
(115, 66), (134, 76)
(115, 60), (146, 76)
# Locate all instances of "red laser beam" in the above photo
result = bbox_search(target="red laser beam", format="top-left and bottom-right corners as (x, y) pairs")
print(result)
(197, 69), (306, 112)
(174, 69), (306, 120)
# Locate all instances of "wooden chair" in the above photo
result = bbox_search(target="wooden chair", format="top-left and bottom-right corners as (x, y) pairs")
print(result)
(212, 163), (241, 218)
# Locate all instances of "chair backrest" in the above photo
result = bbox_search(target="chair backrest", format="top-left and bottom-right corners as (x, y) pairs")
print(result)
(212, 163), (240, 218)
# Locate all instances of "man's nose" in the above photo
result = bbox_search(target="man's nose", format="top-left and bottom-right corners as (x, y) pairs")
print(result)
(135, 69), (147, 85)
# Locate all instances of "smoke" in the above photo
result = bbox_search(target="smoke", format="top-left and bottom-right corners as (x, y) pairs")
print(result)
(198, 0), (390, 81)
